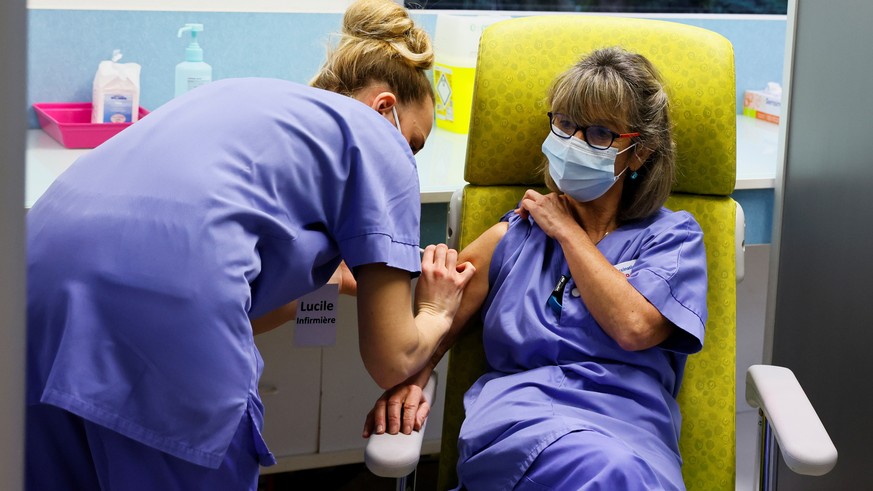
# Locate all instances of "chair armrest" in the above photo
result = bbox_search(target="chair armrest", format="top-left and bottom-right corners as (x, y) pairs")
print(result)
(364, 372), (438, 478)
(736, 201), (745, 283)
(446, 187), (464, 251)
(745, 364), (837, 476)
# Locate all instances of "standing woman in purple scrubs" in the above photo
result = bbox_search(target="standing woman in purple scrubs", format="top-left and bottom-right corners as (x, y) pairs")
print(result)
(365, 47), (708, 490)
(25, 1), (474, 490)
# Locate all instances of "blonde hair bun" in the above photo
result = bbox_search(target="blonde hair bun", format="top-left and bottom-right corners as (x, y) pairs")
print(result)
(341, 0), (434, 70)
(310, 0), (434, 104)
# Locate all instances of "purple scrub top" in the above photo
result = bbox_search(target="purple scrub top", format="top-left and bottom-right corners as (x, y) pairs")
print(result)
(456, 208), (707, 490)
(26, 78), (422, 468)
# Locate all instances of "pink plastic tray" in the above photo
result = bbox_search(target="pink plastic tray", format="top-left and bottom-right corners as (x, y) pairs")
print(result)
(33, 102), (150, 149)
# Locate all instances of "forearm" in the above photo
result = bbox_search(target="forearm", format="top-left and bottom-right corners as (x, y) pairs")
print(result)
(426, 284), (487, 370)
(391, 292), (485, 392)
(357, 236), (492, 389)
(409, 310), (455, 372)
(357, 264), (452, 389)
(362, 299), (468, 391)
(558, 228), (671, 351)
(251, 300), (299, 335)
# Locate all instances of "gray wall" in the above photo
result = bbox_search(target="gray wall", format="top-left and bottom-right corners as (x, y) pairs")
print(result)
(0, 0), (27, 489)
(767, 0), (873, 488)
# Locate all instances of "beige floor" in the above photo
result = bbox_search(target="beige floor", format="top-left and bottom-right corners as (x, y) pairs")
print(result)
(737, 410), (760, 490)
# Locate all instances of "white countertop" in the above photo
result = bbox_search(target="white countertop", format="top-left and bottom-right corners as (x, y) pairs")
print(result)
(734, 114), (780, 190)
(25, 115), (778, 208)
(25, 129), (89, 208)
(414, 127), (469, 204)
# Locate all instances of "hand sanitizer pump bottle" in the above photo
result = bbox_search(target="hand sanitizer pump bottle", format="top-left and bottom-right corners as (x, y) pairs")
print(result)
(175, 23), (212, 98)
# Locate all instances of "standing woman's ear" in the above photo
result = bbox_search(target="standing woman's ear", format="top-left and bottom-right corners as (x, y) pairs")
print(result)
(352, 86), (399, 124)
(370, 91), (397, 115)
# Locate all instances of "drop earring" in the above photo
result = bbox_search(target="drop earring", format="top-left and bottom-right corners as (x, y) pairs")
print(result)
(630, 171), (639, 180)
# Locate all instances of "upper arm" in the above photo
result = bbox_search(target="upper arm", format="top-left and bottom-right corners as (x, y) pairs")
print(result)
(449, 221), (509, 330)
(355, 263), (415, 341)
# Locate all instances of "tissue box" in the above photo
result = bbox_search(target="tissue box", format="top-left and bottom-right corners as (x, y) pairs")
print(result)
(34, 102), (149, 149)
(743, 90), (781, 124)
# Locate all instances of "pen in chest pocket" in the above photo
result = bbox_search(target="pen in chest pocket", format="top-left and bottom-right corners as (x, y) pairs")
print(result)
(547, 274), (570, 314)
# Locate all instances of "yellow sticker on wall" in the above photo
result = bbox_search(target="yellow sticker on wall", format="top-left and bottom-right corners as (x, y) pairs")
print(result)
(435, 65), (454, 123)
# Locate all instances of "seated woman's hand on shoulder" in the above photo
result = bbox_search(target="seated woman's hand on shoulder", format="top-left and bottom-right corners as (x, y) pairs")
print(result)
(516, 189), (580, 239)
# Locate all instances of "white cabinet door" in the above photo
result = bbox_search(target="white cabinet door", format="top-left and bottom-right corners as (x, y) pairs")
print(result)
(255, 323), (322, 457)
(318, 294), (384, 453)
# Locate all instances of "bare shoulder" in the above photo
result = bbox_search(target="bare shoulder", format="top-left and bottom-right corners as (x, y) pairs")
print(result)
(458, 221), (509, 268)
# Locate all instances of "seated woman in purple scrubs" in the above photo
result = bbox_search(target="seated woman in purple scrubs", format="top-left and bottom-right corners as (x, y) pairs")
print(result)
(25, 1), (475, 490)
(364, 47), (708, 491)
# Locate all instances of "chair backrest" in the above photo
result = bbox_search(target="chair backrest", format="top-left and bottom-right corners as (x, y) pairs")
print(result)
(440, 15), (737, 491)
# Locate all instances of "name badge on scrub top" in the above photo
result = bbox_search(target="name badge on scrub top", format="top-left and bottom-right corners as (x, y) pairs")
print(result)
(294, 283), (339, 347)
(613, 259), (636, 278)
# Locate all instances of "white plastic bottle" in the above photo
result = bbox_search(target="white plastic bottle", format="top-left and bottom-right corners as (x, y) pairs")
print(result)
(175, 24), (212, 98)
(92, 49), (141, 123)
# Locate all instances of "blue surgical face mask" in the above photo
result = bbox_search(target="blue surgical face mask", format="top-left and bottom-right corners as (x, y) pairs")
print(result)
(542, 132), (636, 202)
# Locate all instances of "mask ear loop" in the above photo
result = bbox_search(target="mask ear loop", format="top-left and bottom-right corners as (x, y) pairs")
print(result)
(391, 105), (401, 130)
(628, 140), (650, 181)
(616, 142), (638, 179)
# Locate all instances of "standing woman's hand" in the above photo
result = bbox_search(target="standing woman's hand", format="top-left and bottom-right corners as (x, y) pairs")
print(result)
(329, 260), (358, 296)
(414, 244), (476, 326)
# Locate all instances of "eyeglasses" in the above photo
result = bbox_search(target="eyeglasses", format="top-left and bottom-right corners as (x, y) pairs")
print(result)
(548, 112), (640, 150)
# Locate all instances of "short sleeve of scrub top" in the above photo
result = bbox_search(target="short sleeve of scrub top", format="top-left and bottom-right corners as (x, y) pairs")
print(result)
(618, 210), (708, 354)
(26, 78), (422, 468)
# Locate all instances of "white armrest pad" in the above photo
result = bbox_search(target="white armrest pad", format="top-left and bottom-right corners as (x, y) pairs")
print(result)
(446, 187), (464, 251)
(735, 201), (745, 284)
(364, 373), (438, 478)
(745, 364), (838, 476)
